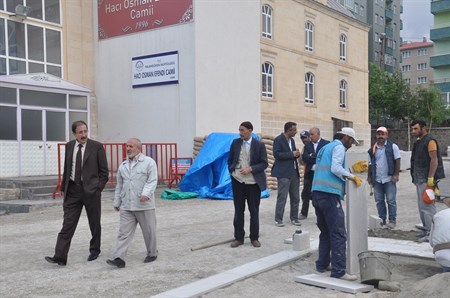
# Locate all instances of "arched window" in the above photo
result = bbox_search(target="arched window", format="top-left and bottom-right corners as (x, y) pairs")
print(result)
(340, 34), (347, 61)
(262, 62), (273, 98)
(305, 21), (314, 51)
(262, 5), (272, 39)
(339, 80), (347, 108)
(305, 72), (314, 104)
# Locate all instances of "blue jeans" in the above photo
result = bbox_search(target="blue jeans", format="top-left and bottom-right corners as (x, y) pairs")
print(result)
(312, 191), (347, 278)
(373, 181), (397, 222)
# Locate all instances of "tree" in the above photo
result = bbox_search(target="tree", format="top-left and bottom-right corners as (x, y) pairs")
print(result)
(413, 86), (450, 131)
(369, 63), (409, 126)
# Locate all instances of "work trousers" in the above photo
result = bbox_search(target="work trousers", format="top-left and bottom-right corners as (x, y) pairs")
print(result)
(231, 177), (261, 242)
(312, 191), (347, 278)
(416, 182), (437, 233)
(113, 209), (157, 260)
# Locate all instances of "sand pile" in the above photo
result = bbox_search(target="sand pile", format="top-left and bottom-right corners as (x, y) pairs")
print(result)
(396, 272), (450, 298)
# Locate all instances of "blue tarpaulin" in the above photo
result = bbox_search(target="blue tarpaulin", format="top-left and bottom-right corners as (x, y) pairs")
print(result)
(178, 132), (270, 200)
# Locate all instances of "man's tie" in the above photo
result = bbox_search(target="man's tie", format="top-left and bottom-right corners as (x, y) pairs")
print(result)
(75, 144), (83, 184)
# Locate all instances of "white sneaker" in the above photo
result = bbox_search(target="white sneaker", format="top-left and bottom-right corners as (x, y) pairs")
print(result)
(339, 273), (358, 281)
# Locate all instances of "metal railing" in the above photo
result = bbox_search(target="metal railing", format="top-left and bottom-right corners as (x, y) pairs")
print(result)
(52, 142), (178, 198)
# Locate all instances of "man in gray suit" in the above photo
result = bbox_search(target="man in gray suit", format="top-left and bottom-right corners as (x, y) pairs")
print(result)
(45, 121), (109, 266)
(272, 122), (301, 227)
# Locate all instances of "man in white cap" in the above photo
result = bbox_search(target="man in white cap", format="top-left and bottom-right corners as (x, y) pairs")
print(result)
(367, 127), (401, 229)
(311, 127), (361, 281)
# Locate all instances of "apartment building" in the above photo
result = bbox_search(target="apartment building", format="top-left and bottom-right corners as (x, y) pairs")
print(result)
(430, 0), (450, 107)
(400, 39), (434, 88)
(338, 0), (403, 73)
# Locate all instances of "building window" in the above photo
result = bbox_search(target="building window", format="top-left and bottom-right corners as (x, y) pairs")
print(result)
(262, 62), (273, 98)
(393, 23), (396, 32)
(375, 51), (379, 61)
(402, 51), (411, 59)
(1, 6), (62, 76)
(404, 78), (411, 84)
(375, 33), (379, 42)
(354, 4), (359, 14)
(340, 34), (347, 61)
(393, 40), (396, 50)
(401, 65), (411, 72)
(417, 77), (427, 84)
(380, 16), (384, 24)
(418, 49), (428, 56)
(305, 21), (314, 52)
(393, 5), (397, 14)
(375, 14), (379, 24)
(305, 72), (314, 104)
(417, 63), (427, 70)
(262, 5), (272, 39)
(339, 80), (347, 108)
(360, 5), (364, 16)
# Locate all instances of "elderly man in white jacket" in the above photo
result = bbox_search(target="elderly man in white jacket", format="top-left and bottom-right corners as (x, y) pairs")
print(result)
(430, 197), (450, 273)
(107, 138), (158, 268)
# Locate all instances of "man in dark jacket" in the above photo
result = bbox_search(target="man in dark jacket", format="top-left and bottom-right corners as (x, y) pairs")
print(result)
(228, 121), (268, 248)
(301, 127), (329, 219)
(272, 122), (302, 227)
(410, 119), (445, 243)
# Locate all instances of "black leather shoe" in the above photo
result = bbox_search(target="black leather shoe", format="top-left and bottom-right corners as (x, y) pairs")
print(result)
(45, 256), (66, 266)
(106, 258), (126, 268)
(144, 256), (157, 263)
(87, 253), (99, 261)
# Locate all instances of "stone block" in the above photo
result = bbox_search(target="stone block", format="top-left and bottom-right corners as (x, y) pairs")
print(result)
(368, 215), (382, 230)
(293, 231), (310, 251)
(295, 274), (374, 294)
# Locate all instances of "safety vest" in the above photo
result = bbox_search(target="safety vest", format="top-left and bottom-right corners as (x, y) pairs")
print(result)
(312, 140), (346, 199)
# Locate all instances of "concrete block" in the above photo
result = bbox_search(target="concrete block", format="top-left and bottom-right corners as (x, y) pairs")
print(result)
(295, 274), (374, 294)
(368, 215), (382, 230)
(293, 231), (310, 251)
(346, 180), (369, 275)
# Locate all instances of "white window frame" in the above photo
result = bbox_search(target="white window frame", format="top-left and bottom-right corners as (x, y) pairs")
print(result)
(340, 34), (347, 61)
(339, 80), (347, 108)
(305, 21), (314, 52)
(305, 72), (314, 104)
(262, 62), (273, 98)
(417, 77), (427, 84)
(262, 5), (273, 39)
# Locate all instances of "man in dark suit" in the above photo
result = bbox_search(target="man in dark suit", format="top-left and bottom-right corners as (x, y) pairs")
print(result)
(45, 120), (109, 266)
(301, 127), (329, 219)
(228, 121), (268, 248)
(272, 122), (301, 227)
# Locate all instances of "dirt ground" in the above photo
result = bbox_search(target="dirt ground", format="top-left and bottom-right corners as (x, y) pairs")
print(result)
(0, 171), (449, 297)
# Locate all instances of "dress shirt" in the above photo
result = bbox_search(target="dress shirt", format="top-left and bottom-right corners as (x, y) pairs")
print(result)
(374, 141), (401, 183)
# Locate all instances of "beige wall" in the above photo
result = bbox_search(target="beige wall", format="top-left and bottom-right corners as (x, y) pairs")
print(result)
(400, 45), (434, 89)
(62, 1), (97, 136)
(260, 0), (370, 149)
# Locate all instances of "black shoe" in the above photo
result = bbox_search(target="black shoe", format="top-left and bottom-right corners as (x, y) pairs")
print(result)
(87, 253), (99, 261)
(45, 256), (66, 266)
(144, 256), (157, 263)
(106, 258), (126, 268)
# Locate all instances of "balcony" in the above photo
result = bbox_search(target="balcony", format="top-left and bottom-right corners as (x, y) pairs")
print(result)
(430, 26), (450, 41)
(385, 27), (394, 38)
(430, 54), (450, 68)
(431, 0), (450, 15)
(434, 80), (450, 93)
(385, 46), (393, 56)
(385, 9), (393, 22)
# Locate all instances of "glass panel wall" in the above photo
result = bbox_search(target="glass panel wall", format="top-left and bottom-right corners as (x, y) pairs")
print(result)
(0, 106), (17, 140)
(21, 109), (42, 140)
(46, 111), (65, 141)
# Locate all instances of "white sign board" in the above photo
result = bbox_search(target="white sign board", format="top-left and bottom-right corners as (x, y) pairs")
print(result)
(132, 51), (179, 88)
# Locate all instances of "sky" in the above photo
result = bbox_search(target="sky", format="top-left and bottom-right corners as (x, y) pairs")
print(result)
(401, 0), (434, 42)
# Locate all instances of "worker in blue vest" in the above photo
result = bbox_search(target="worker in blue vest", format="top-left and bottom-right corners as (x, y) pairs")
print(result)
(311, 127), (362, 281)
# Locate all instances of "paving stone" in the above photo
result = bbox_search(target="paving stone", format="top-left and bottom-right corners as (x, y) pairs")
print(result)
(294, 273), (374, 294)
